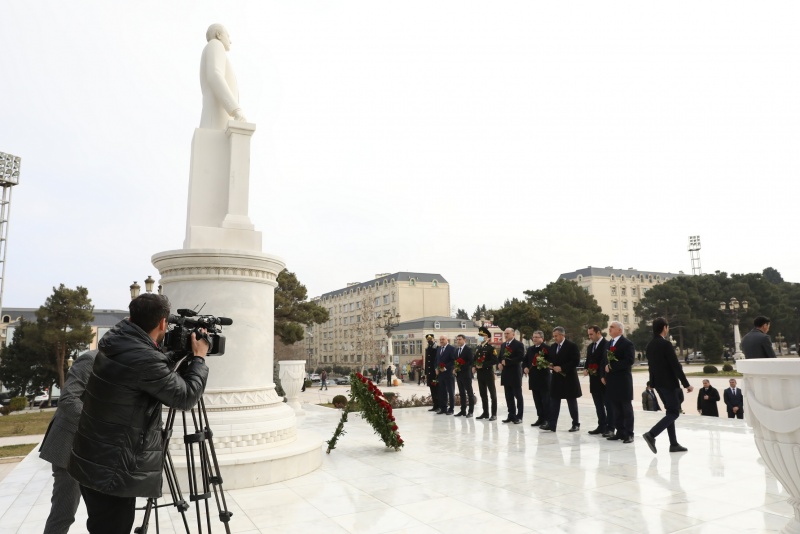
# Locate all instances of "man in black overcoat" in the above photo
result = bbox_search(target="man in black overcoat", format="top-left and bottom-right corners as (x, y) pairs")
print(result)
(454, 334), (475, 416)
(642, 317), (694, 453)
(424, 334), (439, 412)
(523, 330), (551, 427)
(585, 325), (613, 437)
(435, 334), (456, 414)
(498, 327), (525, 424)
(541, 326), (582, 432)
(604, 321), (636, 443)
(697, 379), (720, 416)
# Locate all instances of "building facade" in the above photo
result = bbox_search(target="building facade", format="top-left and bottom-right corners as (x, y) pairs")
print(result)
(308, 272), (451, 369)
(1, 307), (129, 350)
(559, 267), (683, 333)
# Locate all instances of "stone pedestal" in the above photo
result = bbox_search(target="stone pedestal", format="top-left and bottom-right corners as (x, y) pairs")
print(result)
(737, 358), (800, 533)
(279, 360), (306, 415)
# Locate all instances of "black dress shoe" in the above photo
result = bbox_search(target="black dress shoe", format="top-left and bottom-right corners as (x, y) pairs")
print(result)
(623, 435), (634, 444)
(513, 419), (522, 424)
(539, 423), (553, 431)
(669, 444), (688, 453)
(569, 424), (580, 432)
(489, 416), (497, 421)
(428, 408), (438, 412)
(606, 433), (622, 440)
(437, 410), (447, 415)
(454, 412), (466, 417)
(587, 427), (603, 435)
(446, 410), (454, 415)
(531, 420), (542, 427)
(643, 432), (657, 454)
(502, 418), (513, 423)
(476, 413), (488, 420)
(466, 412), (473, 418)
(602, 431), (614, 438)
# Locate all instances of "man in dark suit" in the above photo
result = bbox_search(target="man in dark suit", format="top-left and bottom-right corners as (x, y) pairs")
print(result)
(697, 379), (720, 416)
(39, 350), (98, 534)
(541, 326), (582, 432)
(642, 381), (662, 411)
(435, 334), (456, 414)
(498, 327), (525, 424)
(473, 326), (499, 420)
(724, 378), (744, 419)
(523, 330), (551, 427)
(643, 317), (694, 454)
(604, 321), (636, 443)
(741, 316), (778, 359)
(424, 334), (439, 412)
(585, 325), (612, 436)
(454, 334), (475, 417)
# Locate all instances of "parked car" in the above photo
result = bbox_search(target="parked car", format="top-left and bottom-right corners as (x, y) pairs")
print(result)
(33, 391), (49, 406)
(0, 392), (12, 406)
(686, 351), (704, 362)
(335, 376), (350, 386)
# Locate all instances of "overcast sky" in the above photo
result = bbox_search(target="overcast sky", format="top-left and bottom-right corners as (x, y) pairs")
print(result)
(2, 1), (799, 315)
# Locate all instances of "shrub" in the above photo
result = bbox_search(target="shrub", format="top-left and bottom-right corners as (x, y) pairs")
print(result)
(303, 379), (312, 388)
(10, 397), (26, 412)
(383, 392), (397, 401)
(0, 406), (10, 416)
(703, 365), (719, 374)
(722, 363), (734, 372)
(332, 395), (348, 409)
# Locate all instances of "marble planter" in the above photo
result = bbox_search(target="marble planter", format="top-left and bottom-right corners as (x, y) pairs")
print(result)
(737, 358), (800, 533)
(279, 360), (306, 415)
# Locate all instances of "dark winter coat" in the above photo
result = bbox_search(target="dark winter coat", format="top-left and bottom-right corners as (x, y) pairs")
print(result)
(523, 344), (551, 392)
(605, 336), (635, 402)
(548, 340), (582, 399)
(68, 320), (208, 498)
(697, 386), (720, 416)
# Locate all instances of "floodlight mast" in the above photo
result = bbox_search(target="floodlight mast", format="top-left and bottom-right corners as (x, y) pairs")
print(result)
(0, 152), (21, 322)
(687, 235), (701, 275)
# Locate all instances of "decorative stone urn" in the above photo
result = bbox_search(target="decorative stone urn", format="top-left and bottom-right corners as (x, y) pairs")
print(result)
(279, 360), (306, 415)
(737, 358), (800, 533)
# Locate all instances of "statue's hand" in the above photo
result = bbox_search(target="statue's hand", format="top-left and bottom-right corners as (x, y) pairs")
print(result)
(232, 108), (247, 122)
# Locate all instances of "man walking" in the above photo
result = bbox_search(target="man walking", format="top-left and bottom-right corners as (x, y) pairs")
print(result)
(523, 330), (551, 427)
(319, 369), (328, 390)
(643, 318), (694, 454)
(605, 321), (636, 443)
(724, 378), (744, 419)
(741, 316), (778, 359)
(585, 325), (612, 436)
(498, 328), (525, 424)
(473, 326), (499, 421)
(454, 334), (475, 417)
(541, 326), (582, 432)
(435, 335), (456, 414)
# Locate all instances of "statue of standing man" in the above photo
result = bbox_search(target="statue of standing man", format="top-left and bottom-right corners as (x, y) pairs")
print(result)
(200, 24), (247, 129)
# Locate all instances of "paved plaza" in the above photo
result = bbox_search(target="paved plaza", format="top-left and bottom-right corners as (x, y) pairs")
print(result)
(0, 371), (791, 533)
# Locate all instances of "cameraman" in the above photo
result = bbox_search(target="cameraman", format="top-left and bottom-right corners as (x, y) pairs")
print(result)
(68, 293), (209, 534)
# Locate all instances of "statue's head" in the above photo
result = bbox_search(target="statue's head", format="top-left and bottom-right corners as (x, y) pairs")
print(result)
(206, 23), (231, 51)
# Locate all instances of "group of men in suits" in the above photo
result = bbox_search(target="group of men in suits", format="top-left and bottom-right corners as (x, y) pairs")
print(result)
(428, 332), (477, 416)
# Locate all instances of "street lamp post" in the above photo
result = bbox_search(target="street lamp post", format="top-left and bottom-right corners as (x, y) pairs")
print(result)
(130, 275), (158, 300)
(720, 297), (748, 360)
(379, 309), (401, 371)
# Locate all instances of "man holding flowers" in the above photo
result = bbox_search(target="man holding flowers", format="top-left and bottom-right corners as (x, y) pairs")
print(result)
(523, 330), (551, 427)
(542, 326), (582, 432)
(453, 334), (475, 417)
(585, 325), (614, 437)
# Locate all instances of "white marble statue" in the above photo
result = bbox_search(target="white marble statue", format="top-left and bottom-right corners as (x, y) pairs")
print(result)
(200, 24), (246, 129)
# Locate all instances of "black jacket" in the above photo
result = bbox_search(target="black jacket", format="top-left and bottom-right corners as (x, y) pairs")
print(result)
(499, 339), (525, 386)
(585, 338), (609, 395)
(68, 320), (208, 498)
(454, 345), (474, 380)
(523, 344), (551, 391)
(741, 328), (777, 359)
(646, 335), (689, 390)
(474, 342), (498, 377)
(549, 340), (582, 399)
(605, 336), (635, 401)
(424, 342), (437, 387)
(697, 386), (720, 416)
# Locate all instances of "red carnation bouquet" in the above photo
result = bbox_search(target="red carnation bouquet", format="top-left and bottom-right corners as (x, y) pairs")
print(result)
(475, 354), (486, 368)
(587, 363), (599, 376)
(454, 357), (466, 373)
(438, 363), (446, 373)
(534, 347), (551, 371)
(607, 346), (618, 367)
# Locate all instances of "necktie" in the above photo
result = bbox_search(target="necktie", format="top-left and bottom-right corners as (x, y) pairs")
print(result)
(591, 342), (596, 353)
(557, 344), (561, 354)
(458, 347), (462, 357)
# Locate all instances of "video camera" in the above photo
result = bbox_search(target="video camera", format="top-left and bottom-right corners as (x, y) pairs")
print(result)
(163, 308), (232, 359)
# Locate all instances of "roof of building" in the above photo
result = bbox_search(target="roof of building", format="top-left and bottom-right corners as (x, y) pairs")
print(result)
(318, 272), (448, 299)
(393, 316), (476, 332)
(2, 307), (128, 327)
(559, 266), (683, 280)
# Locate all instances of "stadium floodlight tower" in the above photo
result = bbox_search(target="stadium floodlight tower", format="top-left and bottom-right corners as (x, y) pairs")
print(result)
(688, 235), (702, 275)
(0, 152), (21, 321)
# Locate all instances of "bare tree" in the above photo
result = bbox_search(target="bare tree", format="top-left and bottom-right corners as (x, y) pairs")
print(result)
(355, 297), (381, 374)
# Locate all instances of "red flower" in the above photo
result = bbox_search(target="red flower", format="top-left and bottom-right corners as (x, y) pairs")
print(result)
(609, 346), (616, 353)
(456, 358), (466, 366)
(391, 424), (398, 431)
(389, 415), (395, 421)
(533, 355), (538, 366)
(589, 363), (598, 370)
(360, 376), (367, 383)
(397, 437), (403, 444)
(356, 372), (363, 379)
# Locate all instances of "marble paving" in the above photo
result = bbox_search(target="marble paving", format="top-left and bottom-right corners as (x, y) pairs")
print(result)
(0, 397), (791, 534)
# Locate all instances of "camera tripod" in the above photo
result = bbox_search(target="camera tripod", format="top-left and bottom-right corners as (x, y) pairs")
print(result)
(134, 394), (233, 534)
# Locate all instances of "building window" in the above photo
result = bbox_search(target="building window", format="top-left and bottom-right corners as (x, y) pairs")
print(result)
(432, 280), (438, 287)
(623, 314), (629, 324)
(611, 275), (616, 281)
(410, 278), (415, 286)
(621, 287), (626, 296)
(434, 321), (441, 329)
(356, 316), (361, 323)
(611, 287), (617, 296)
(631, 288), (637, 297)
(612, 301), (618, 309)
(461, 322), (467, 329)
(577, 275), (583, 281)
(374, 297), (380, 307)
(383, 295), (389, 305)
(623, 301), (628, 309)
(416, 340), (423, 354)
(357, 301), (362, 309)
(614, 314), (619, 321)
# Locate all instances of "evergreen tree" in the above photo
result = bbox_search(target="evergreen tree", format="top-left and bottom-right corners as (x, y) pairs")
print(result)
(274, 270), (330, 345)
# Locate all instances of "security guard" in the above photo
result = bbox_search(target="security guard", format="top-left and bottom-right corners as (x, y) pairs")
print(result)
(424, 334), (439, 412)
(473, 326), (499, 420)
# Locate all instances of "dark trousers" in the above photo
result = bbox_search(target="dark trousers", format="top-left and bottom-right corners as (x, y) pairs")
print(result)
(591, 389), (610, 431)
(80, 484), (136, 534)
(477, 372), (497, 416)
(649, 388), (682, 445)
(503, 380), (524, 419)
(44, 464), (81, 534)
(727, 409), (744, 419)
(610, 399), (634, 437)
(429, 383), (439, 409)
(439, 373), (455, 411)
(531, 388), (550, 423)
(456, 373), (475, 413)
(549, 397), (579, 429)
